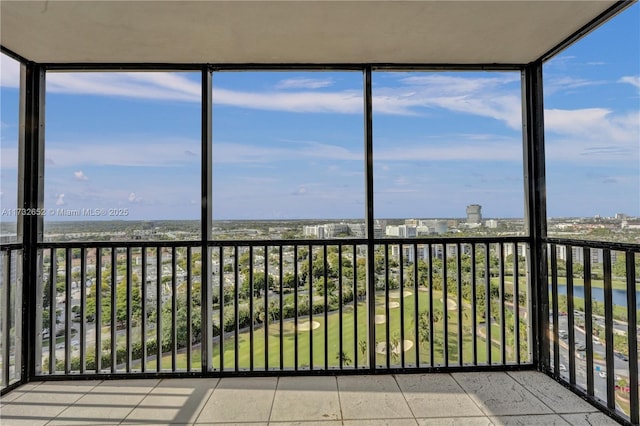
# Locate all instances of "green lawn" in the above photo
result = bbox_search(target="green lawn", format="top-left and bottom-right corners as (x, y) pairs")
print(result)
(495, 274), (632, 291)
(160, 289), (522, 370)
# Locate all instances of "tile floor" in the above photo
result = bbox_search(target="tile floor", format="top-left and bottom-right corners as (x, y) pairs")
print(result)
(0, 371), (620, 425)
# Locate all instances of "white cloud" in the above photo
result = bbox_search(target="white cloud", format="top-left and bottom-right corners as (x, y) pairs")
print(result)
(545, 108), (639, 163)
(212, 132), (524, 165)
(293, 186), (308, 195)
(619, 76), (640, 90)
(128, 192), (138, 203)
(46, 72), (200, 102)
(73, 170), (88, 181)
(0, 147), (18, 170)
(212, 140), (361, 164)
(8, 69), (522, 122)
(544, 76), (606, 96)
(374, 74), (524, 127)
(275, 77), (333, 90)
(3, 66), (637, 172)
(213, 87), (363, 114)
(55, 194), (65, 206)
(0, 55), (20, 88)
(43, 136), (200, 168)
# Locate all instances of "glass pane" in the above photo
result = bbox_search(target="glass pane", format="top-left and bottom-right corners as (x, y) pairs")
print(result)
(43, 71), (201, 241)
(544, 3), (640, 244)
(0, 53), (21, 243)
(372, 71), (525, 236)
(211, 71), (365, 240)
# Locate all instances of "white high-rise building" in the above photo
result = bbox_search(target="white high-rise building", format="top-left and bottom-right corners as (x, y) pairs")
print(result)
(466, 204), (482, 224)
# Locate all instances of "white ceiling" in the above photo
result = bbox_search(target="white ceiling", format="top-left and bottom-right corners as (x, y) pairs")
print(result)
(0, 0), (626, 65)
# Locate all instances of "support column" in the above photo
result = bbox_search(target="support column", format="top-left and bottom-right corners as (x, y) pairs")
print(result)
(522, 61), (548, 371)
(363, 66), (376, 370)
(201, 68), (212, 373)
(19, 62), (45, 382)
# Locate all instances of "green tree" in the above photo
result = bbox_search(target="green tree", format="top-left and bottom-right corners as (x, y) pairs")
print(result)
(336, 351), (352, 366)
(358, 340), (367, 361)
(282, 272), (297, 289)
(241, 272), (273, 298)
(316, 277), (336, 296)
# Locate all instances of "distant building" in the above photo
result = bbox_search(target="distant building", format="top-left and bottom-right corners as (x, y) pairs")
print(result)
(416, 226), (431, 236)
(303, 225), (325, 238)
(416, 219), (448, 234)
(466, 204), (482, 224)
(303, 223), (349, 239)
(622, 220), (640, 230)
(485, 219), (498, 228)
(391, 245), (413, 262)
(502, 243), (526, 258)
(348, 223), (365, 237)
(555, 245), (616, 265)
(0, 234), (17, 244)
(385, 225), (416, 238)
(324, 223), (349, 237)
(372, 220), (387, 238)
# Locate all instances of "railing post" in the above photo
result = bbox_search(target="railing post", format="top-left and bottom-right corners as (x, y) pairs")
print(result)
(625, 251), (638, 424)
(19, 62), (45, 383)
(201, 67), (212, 373)
(522, 61), (548, 371)
(363, 66), (376, 370)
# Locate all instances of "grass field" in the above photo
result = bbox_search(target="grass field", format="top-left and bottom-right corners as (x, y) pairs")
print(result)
(159, 289), (524, 371)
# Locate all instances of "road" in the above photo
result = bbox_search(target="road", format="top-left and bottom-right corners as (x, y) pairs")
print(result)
(553, 314), (636, 404)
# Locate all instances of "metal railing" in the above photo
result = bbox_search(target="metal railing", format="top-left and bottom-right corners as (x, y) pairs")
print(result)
(25, 236), (531, 381)
(546, 238), (639, 425)
(0, 244), (23, 391)
(7, 234), (639, 424)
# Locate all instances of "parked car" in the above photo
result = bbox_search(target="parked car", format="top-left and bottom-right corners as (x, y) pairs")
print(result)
(598, 371), (607, 378)
(614, 352), (629, 362)
(559, 364), (567, 372)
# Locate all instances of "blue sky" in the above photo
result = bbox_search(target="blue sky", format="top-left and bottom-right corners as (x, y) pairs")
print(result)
(0, 3), (638, 224)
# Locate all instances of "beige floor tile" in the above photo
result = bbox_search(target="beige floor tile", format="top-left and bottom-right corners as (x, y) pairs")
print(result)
(9, 381), (98, 404)
(0, 382), (43, 404)
(0, 404), (58, 426)
(344, 419), (418, 425)
(196, 377), (276, 424)
(396, 373), (484, 418)
(490, 414), (570, 425)
(88, 378), (159, 394)
(192, 423), (267, 426)
(1, 381), (100, 426)
(48, 381), (154, 425)
(270, 376), (341, 422)
(507, 371), (599, 414)
(560, 412), (622, 425)
(417, 418), (493, 426)
(271, 422), (344, 426)
(0, 373), (625, 425)
(338, 375), (413, 420)
(453, 372), (552, 416)
(125, 378), (217, 424)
